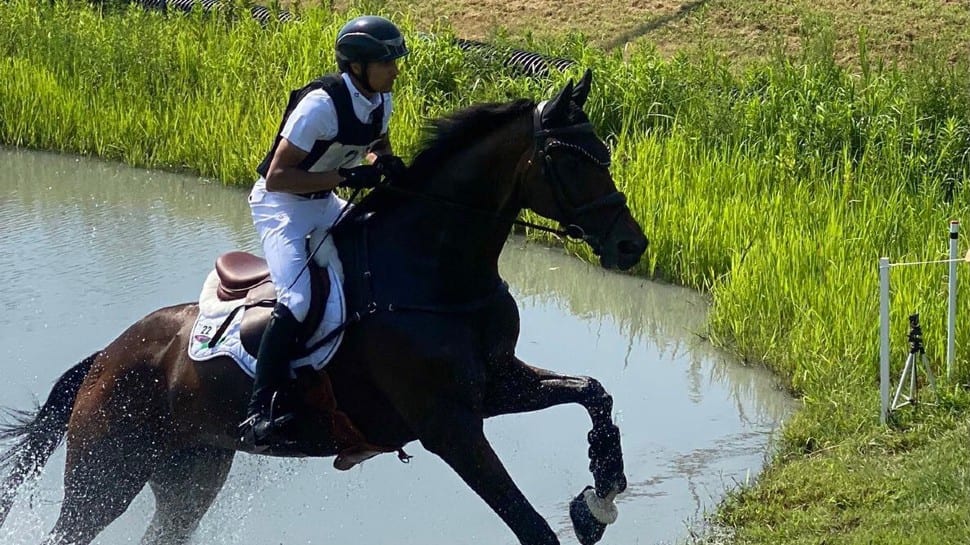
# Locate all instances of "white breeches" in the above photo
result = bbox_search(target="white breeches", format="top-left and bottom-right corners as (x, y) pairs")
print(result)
(249, 180), (347, 322)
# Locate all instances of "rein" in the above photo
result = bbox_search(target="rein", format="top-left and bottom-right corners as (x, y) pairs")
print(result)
(374, 184), (578, 239)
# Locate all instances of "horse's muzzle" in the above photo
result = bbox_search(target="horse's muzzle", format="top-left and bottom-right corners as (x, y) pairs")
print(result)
(573, 203), (648, 271)
(599, 233), (648, 270)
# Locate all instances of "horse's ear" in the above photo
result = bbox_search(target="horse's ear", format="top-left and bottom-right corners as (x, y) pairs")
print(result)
(541, 79), (574, 126)
(572, 69), (593, 107)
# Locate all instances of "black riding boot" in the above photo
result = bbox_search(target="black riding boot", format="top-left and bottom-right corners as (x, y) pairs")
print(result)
(239, 304), (303, 449)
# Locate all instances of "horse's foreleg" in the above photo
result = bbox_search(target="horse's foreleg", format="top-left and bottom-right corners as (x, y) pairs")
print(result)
(485, 357), (626, 545)
(418, 410), (560, 545)
(140, 446), (235, 545)
(485, 357), (627, 496)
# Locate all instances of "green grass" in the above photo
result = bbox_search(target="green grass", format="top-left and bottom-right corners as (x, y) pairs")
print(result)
(4, 1), (970, 543)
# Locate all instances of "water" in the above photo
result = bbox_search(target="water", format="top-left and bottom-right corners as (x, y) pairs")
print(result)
(0, 148), (794, 544)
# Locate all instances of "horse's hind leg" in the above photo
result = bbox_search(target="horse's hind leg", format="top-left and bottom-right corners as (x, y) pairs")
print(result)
(44, 349), (172, 545)
(44, 431), (160, 545)
(140, 446), (235, 545)
(484, 356), (626, 545)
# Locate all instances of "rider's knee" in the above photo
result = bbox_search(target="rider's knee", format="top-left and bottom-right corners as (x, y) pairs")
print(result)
(271, 302), (303, 325)
(276, 292), (311, 323)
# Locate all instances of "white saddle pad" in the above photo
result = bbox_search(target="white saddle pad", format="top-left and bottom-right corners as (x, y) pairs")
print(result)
(187, 267), (346, 377)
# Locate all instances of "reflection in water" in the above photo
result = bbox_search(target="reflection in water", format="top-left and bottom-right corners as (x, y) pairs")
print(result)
(3, 147), (253, 230)
(0, 148), (794, 545)
(2, 147), (256, 267)
(501, 239), (792, 426)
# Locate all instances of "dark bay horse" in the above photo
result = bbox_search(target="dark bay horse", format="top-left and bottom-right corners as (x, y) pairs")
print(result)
(0, 70), (647, 545)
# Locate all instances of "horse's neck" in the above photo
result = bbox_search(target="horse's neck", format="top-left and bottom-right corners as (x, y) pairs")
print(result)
(411, 116), (531, 270)
(350, 114), (532, 294)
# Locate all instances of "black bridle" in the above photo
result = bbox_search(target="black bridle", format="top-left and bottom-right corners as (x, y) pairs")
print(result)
(524, 101), (627, 246)
(373, 102), (628, 246)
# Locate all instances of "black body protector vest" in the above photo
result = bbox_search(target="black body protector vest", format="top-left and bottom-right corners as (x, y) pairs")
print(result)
(256, 74), (385, 191)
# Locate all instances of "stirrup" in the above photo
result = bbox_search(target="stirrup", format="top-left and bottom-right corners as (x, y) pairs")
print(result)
(266, 390), (295, 427)
(239, 392), (295, 451)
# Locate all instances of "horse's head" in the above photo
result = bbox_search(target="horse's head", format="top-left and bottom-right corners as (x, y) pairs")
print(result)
(519, 70), (648, 270)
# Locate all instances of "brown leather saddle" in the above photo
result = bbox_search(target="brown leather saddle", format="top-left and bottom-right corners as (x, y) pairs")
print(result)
(210, 250), (330, 358)
(210, 251), (402, 468)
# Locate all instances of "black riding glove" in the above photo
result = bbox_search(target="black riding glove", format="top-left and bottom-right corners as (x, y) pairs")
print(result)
(373, 154), (408, 181)
(338, 165), (382, 190)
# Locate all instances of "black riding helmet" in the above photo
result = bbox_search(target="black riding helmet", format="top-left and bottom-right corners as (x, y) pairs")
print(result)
(335, 15), (409, 73)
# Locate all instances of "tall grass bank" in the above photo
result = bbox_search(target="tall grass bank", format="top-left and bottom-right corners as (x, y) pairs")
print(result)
(4, 1), (970, 542)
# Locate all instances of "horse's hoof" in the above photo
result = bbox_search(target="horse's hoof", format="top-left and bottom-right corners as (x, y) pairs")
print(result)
(570, 486), (616, 545)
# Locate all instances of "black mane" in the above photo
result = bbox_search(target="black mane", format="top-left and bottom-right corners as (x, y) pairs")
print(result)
(407, 99), (536, 182)
(345, 98), (536, 219)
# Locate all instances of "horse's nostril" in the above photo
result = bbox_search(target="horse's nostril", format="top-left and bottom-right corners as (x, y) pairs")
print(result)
(617, 239), (644, 255)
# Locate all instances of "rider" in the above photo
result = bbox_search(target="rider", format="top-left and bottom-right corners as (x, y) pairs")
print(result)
(239, 15), (410, 448)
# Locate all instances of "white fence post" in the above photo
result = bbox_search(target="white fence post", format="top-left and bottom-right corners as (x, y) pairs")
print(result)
(880, 257), (891, 425)
(948, 220), (959, 379)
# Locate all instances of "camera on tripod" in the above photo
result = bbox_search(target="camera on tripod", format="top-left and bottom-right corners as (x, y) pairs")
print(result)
(908, 313), (924, 354)
(893, 312), (935, 410)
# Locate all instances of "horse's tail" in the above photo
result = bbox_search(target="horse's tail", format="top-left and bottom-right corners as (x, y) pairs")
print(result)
(0, 352), (97, 528)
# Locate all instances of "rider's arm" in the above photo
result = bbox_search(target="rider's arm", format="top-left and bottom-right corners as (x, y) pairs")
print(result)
(264, 90), (346, 194)
(264, 140), (345, 194)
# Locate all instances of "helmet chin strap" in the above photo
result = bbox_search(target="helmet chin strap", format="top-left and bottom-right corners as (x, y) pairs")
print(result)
(354, 62), (376, 94)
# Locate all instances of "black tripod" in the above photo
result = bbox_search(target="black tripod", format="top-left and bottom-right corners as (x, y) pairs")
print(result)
(891, 313), (937, 409)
